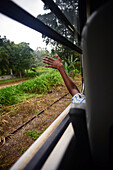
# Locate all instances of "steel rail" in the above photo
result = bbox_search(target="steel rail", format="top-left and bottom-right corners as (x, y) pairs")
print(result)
(0, 93), (69, 144)
(0, 0), (82, 54)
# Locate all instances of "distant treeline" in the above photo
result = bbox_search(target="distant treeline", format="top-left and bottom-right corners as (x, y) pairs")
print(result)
(0, 36), (81, 78)
(0, 36), (49, 77)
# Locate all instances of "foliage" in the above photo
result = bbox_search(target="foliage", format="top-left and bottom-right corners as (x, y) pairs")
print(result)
(0, 36), (37, 77)
(0, 70), (62, 106)
(33, 47), (49, 67)
(17, 70), (62, 94)
(25, 70), (39, 78)
(37, 1), (81, 74)
(27, 130), (42, 140)
(26, 127), (47, 140)
(0, 36), (51, 77)
(37, 0), (79, 46)
(36, 66), (51, 74)
(37, 0), (78, 46)
(12, 42), (36, 77)
(56, 45), (81, 74)
(26, 127), (46, 140)
(0, 86), (17, 105)
(49, 45), (81, 77)
(0, 36), (11, 75)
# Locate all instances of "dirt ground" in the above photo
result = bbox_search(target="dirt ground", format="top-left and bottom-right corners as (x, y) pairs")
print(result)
(0, 75), (81, 169)
(0, 78), (29, 89)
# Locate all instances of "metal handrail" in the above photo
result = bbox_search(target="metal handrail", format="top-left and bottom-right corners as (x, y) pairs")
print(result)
(10, 104), (71, 170)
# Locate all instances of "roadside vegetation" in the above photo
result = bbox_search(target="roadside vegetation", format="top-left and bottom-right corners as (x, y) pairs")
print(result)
(0, 24), (81, 169)
(0, 69), (62, 107)
(0, 0), (82, 168)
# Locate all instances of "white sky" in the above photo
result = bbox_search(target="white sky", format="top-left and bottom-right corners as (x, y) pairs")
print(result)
(0, 0), (51, 51)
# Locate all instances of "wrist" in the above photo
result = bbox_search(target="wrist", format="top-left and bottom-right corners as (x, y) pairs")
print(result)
(57, 63), (64, 71)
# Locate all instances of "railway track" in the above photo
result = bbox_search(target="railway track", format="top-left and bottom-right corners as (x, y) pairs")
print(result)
(0, 92), (69, 144)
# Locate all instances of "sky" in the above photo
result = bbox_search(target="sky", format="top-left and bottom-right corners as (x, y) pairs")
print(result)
(0, 0), (51, 51)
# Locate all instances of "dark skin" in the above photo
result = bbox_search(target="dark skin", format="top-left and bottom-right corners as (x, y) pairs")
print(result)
(43, 54), (80, 96)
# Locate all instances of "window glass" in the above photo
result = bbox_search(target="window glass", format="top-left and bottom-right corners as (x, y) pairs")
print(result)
(53, 0), (80, 33)
(12, 0), (79, 46)
(12, 0), (48, 17)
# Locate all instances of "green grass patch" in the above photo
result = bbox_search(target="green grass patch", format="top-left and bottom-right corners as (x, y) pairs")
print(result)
(25, 126), (47, 140)
(27, 130), (42, 140)
(17, 70), (62, 93)
(26, 67), (52, 78)
(36, 66), (51, 72)
(0, 70), (63, 106)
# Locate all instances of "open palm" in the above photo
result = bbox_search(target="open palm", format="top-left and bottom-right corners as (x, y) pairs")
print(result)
(43, 54), (63, 70)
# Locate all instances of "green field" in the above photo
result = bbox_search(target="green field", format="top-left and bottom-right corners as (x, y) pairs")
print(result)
(0, 68), (63, 107)
(0, 67), (50, 84)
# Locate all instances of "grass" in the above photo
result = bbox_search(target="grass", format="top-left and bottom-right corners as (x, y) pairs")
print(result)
(0, 69), (63, 107)
(27, 130), (43, 140)
(26, 126), (47, 140)
(25, 67), (52, 78)
(0, 67), (51, 83)
(36, 66), (50, 72)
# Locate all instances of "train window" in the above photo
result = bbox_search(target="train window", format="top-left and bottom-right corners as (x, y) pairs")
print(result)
(53, 0), (80, 33)
(11, 0), (80, 47)
(0, 0), (82, 53)
(12, 0), (47, 17)
(39, 0), (80, 46)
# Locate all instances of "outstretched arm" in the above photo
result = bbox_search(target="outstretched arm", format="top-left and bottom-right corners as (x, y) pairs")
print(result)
(43, 54), (80, 96)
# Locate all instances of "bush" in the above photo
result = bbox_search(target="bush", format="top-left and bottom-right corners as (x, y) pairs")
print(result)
(0, 86), (17, 105)
(0, 70), (62, 106)
(25, 71), (39, 77)
(17, 70), (62, 93)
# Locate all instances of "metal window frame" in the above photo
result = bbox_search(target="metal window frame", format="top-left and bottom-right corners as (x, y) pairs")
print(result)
(41, 0), (78, 34)
(24, 114), (70, 170)
(0, 0), (82, 54)
(10, 104), (71, 170)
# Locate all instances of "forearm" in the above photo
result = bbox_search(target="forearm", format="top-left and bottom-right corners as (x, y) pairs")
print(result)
(58, 65), (80, 96)
(42, 55), (80, 96)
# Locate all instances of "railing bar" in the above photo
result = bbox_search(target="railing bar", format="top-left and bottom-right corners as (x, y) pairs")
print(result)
(11, 104), (71, 170)
(24, 114), (70, 170)
(0, 0), (82, 53)
(41, 0), (79, 35)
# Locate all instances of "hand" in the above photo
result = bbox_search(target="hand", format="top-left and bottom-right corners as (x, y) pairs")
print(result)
(43, 54), (63, 70)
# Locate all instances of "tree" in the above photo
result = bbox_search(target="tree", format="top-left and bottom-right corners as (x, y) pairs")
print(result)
(12, 42), (36, 77)
(55, 45), (80, 76)
(0, 36), (11, 75)
(37, 0), (79, 46)
(37, 0), (81, 75)
(33, 47), (49, 67)
(0, 36), (37, 77)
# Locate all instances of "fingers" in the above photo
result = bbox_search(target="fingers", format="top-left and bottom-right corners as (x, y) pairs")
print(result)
(44, 56), (54, 61)
(45, 65), (56, 69)
(43, 60), (52, 65)
(56, 54), (58, 58)
(56, 53), (60, 59)
(43, 56), (54, 64)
